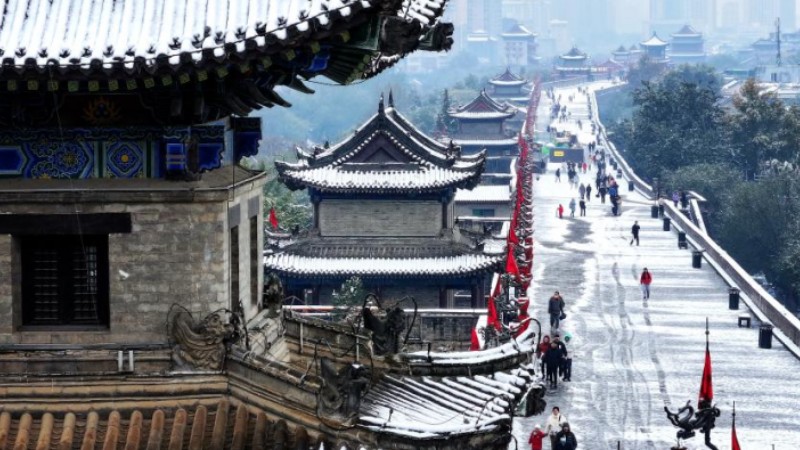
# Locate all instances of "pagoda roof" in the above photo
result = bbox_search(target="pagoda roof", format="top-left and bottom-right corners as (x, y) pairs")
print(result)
(455, 185), (511, 203)
(641, 33), (669, 47)
(450, 90), (516, 120)
(488, 68), (527, 87)
(672, 24), (702, 37)
(264, 252), (501, 278)
(614, 45), (630, 54)
(0, 1), (453, 122)
(560, 46), (588, 60)
(502, 23), (537, 38)
(276, 95), (485, 194)
(0, 0), (445, 75)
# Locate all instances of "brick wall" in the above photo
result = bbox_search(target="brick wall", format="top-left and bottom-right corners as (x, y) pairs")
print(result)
(0, 180), (264, 345)
(319, 199), (442, 237)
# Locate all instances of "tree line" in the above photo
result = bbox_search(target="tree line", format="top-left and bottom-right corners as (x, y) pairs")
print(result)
(605, 65), (800, 308)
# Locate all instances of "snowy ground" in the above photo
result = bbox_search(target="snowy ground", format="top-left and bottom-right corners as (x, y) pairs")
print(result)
(511, 82), (800, 449)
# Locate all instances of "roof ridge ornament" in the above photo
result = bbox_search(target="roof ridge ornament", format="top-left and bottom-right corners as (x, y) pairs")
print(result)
(388, 89), (394, 108)
(378, 92), (385, 115)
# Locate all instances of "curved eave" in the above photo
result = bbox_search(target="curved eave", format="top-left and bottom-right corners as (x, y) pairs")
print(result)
(264, 256), (503, 279)
(275, 168), (484, 195)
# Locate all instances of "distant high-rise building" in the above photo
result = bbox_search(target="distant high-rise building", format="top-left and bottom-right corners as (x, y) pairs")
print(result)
(743, 0), (795, 32)
(467, 0), (503, 36)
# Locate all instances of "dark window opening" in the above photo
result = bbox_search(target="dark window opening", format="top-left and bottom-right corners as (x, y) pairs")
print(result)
(249, 216), (259, 307)
(230, 226), (240, 314)
(21, 235), (109, 327)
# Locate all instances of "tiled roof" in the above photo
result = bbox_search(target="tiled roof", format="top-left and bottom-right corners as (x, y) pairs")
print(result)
(359, 364), (536, 438)
(281, 238), (478, 258)
(450, 90), (515, 120)
(0, 0), (445, 73)
(0, 400), (320, 450)
(673, 24), (702, 37)
(264, 253), (502, 277)
(641, 33), (669, 47)
(561, 46), (588, 59)
(455, 185), (511, 203)
(277, 99), (485, 193)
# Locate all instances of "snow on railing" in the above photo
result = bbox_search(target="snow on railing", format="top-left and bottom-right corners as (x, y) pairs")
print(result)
(589, 80), (800, 355)
(664, 201), (800, 354)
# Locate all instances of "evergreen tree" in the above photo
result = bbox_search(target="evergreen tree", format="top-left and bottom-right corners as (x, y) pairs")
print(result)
(331, 276), (367, 322)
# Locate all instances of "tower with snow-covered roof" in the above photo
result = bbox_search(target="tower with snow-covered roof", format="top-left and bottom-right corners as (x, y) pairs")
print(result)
(640, 33), (670, 64)
(670, 25), (706, 65)
(268, 95), (501, 309)
(446, 90), (520, 184)
(487, 67), (530, 105)
(0, 1), (461, 447)
(555, 46), (591, 77)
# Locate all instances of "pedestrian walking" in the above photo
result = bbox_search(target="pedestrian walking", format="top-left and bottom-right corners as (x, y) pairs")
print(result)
(680, 191), (688, 209)
(538, 335), (551, 378)
(578, 183), (585, 200)
(582, 162), (587, 173)
(630, 220), (640, 246)
(585, 185), (592, 201)
(553, 334), (569, 381)
(599, 186), (607, 203)
(548, 291), (565, 330)
(640, 268), (652, 299)
(579, 199), (586, 216)
(544, 407), (567, 449)
(568, 198), (576, 217)
(555, 423), (578, 450)
(529, 425), (546, 450)
(555, 168), (561, 182)
(672, 191), (679, 207)
(544, 342), (561, 388)
(557, 204), (564, 219)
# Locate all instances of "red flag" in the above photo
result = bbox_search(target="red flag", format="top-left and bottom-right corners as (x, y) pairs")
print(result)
(470, 328), (481, 351)
(268, 207), (279, 230)
(699, 345), (713, 406)
(487, 297), (501, 330)
(505, 245), (520, 279)
(508, 222), (520, 245)
(731, 414), (741, 450)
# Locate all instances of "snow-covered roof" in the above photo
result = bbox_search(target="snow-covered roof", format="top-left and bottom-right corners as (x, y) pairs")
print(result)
(277, 162), (482, 194)
(613, 45), (630, 54)
(560, 46), (588, 60)
(0, 0), (447, 74)
(455, 185), (512, 204)
(488, 68), (527, 87)
(502, 23), (537, 38)
(359, 365), (535, 438)
(264, 253), (501, 277)
(641, 33), (669, 47)
(672, 24), (702, 37)
(451, 138), (519, 147)
(450, 90), (515, 120)
(277, 97), (485, 194)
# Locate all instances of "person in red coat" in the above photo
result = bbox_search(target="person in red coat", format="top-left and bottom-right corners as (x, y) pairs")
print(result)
(640, 268), (653, 299)
(557, 204), (564, 219)
(528, 425), (546, 450)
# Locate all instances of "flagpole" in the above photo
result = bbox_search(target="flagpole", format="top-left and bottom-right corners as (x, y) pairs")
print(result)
(706, 317), (709, 351)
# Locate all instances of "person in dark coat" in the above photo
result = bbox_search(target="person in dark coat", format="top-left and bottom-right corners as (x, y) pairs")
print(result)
(553, 334), (569, 380)
(680, 191), (688, 209)
(630, 221), (640, 246)
(537, 335), (551, 378)
(585, 184), (592, 201)
(555, 423), (578, 450)
(548, 292), (565, 330)
(543, 342), (562, 388)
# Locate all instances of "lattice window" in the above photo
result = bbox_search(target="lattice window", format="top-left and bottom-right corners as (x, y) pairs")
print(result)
(21, 235), (109, 327)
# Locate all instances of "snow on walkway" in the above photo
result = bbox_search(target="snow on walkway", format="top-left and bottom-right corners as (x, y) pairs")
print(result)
(512, 82), (800, 449)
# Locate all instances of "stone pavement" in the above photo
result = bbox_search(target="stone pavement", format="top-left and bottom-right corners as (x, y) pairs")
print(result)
(511, 82), (800, 449)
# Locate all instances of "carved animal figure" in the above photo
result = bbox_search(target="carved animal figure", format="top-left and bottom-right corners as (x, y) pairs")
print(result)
(170, 310), (235, 371)
(318, 358), (370, 421)
(362, 306), (406, 355)
(263, 272), (284, 318)
(664, 401), (720, 450)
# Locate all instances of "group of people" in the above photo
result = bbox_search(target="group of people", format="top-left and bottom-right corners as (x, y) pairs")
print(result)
(529, 407), (578, 450)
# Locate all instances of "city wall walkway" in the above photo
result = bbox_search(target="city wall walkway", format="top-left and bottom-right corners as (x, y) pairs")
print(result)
(512, 81), (800, 449)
